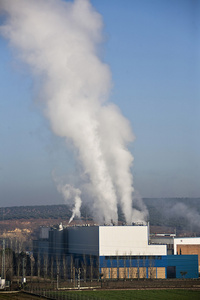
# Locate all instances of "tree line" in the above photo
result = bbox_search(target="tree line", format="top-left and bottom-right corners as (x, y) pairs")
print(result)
(0, 198), (200, 233)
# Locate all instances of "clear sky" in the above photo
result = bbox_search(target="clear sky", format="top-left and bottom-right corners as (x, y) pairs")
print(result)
(0, 0), (199, 207)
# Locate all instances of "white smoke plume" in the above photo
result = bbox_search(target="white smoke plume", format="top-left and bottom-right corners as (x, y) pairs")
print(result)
(0, 0), (148, 224)
(57, 182), (82, 223)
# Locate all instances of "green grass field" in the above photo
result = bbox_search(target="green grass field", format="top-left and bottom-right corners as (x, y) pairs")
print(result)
(1, 289), (200, 300)
(60, 289), (200, 300)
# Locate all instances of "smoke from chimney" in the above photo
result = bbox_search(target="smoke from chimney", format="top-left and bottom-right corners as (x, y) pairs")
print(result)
(0, 0), (148, 224)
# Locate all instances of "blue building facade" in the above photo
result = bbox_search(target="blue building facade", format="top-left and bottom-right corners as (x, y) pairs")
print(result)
(99, 255), (198, 279)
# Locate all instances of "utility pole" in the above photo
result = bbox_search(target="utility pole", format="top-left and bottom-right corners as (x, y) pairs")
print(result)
(77, 268), (81, 290)
(22, 257), (26, 288)
(0, 240), (6, 289)
(1, 240), (5, 279)
(56, 272), (59, 290)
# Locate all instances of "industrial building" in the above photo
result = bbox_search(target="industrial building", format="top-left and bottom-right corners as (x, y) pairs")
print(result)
(66, 225), (198, 279)
(67, 225), (166, 256)
(33, 224), (199, 279)
(150, 233), (175, 255)
(174, 237), (200, 273)
(33, 227), (50, 258)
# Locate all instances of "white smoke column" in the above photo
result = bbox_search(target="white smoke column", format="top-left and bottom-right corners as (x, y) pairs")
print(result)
(0, 0), (148, 224)
(57, 183), (82, 223)
(69, 195), (82, 223)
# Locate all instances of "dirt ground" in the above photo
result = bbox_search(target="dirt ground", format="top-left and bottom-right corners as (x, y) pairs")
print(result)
(0, 291), (46, 299)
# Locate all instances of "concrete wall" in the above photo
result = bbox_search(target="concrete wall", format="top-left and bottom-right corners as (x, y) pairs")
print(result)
(99, 226), (167, 256)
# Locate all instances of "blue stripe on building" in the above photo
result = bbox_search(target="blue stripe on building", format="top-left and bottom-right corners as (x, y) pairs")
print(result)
(99, 255), (198, 279)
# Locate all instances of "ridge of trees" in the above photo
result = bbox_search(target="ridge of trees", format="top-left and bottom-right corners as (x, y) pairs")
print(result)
(0, 198), (200, 233)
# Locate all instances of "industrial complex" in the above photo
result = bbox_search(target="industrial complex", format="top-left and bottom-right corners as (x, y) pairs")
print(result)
(33, 223), (199, 280)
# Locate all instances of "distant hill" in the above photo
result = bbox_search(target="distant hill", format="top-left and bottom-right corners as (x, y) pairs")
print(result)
(143, 198), (200, 234)
(0, 204), (72, 220)
(0, 198), (200, 234)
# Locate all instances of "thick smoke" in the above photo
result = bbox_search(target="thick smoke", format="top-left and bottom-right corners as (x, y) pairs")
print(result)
(57, 183), (82, 223)
(0, 0), (148, 224)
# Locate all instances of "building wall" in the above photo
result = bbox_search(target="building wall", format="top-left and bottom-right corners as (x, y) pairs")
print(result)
(157, 267), (166, 278)
(99, 226), (167, 256)
(166, 255), (198, 279)
(101, 266), (165, 279)
(33, 239), (49, 257)
(39, 227), (50, 239)
(174, 238), (200, 254)
(67, 226), (99, 255)
(150, 236), (174, 255)
(67, 225), (166, 256)
(99, 255), (198, 279)
(150, 236), (174, 245)
(174, 237), (200, 273)
(176, 245), (200, 272)
(49, 229), (64, 258)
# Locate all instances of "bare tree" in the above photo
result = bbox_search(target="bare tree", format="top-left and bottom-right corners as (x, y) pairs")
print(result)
(123, 255), (127, 280)
(70, 255), (74, 282)
(148, 256), (155, 279)
(50, 256), (54, 281)
(30, 254), (34, 279)
(136, 256), (140, 279)
(56, 255), (60, 281)
(102, 256), (108, 280)
(110, 257), (113, 279)
(16, 254), (20, 283)
(129, 252), (132, 280)
(96, 256), (99, 281)
(89, 255), (93, 282)
(81, 254), (87, 282)
(63, 255), (66, 280)
(43, 254), (48, 279)
(116, 253), (119, 280)
(37, 253), (41, 278)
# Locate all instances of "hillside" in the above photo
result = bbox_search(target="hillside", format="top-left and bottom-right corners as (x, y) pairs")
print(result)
(0, 198), (200, 235)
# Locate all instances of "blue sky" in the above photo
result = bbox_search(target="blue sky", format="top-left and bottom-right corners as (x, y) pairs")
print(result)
(0, 0), (199, 207)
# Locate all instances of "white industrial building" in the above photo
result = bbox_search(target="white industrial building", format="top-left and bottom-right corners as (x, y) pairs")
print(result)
(67, 225), (167, 256)
(67, 225), (199, 279)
